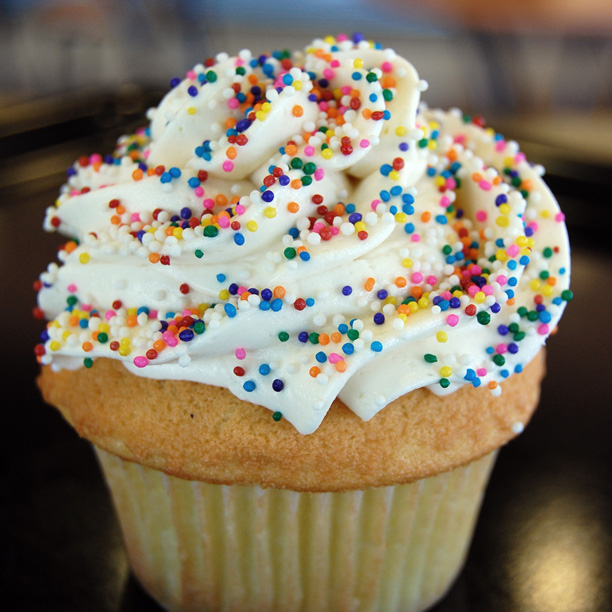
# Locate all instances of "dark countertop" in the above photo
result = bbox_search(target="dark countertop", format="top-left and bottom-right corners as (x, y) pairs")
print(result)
(1, 90), (611, 612)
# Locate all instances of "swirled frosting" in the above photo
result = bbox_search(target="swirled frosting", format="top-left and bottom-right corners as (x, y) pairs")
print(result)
(36, 33), (572, 434)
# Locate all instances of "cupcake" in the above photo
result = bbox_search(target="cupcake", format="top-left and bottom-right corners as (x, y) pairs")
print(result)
(36, 33), (571, 612)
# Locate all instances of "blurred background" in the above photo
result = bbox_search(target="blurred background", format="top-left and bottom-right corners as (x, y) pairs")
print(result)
(2, 2), (612, 612)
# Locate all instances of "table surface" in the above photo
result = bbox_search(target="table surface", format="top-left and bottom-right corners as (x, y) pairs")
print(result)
(1, 89), (611, 612)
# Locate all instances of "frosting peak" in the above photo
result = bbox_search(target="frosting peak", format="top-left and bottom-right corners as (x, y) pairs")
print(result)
(36, 34), (571, 434)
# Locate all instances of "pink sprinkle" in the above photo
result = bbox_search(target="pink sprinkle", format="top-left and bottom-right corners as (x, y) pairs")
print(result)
(477, 368), (487, 377)
(528, 221), (539, 232)
(227, 98), (239, 109)
(341, 85), (352, 95)
(370, 198), (381, 211)
(133, 356), (148, 368)
(149, 309), (158, 319)
(222, 160), (234, 173)
(479, 180), (491, 191)
(81, 304), (92, 312)
(440, 196), (451, 208)
(131, 213), (141, 222)
(411, 272), (423, 283)
(314, 168), (325, 181)
(304, 145), (315, 157)
(506, 244), (520, 257)
(235, 204), (246, 215)
(323, 68), (335, 80)
(328, 353), (343, 364)
(237, 286), (246, 295)
(471, 265), (482, 275)
(337, 33), (348, 41)
(90, 153), (102, 164)
(218, 216), (230, 228)
(203, 198), (215, 210)
(319, 101), (329, 112)
(162, 331), (178, 347)
(360, 139), (370, 148)
(235, 58), (244, 66)
(312, 222), (325, 233)
(235, 347), (246, 360)
(482, 285), (494, 295)
(468, 285), (479, 297)
(186, 70), (196, 80)
(495, 140), (506, 152)
(537, 323), (550, 335)
(330, 59), (340, 68)
(476, 210), (487, 222)
(331, 226), (339, 235)
(105, 310), (116, 321)
(411, 234), (421, 242)
(514, 153), (526, 163)
(446, 314), (459, 327)
(496, 343), (508, 354)
(441, 290), (452, 300)
(67, 283), (77, 293)
(555, 212), (565, 222)
(454, 134), (467, 145)
(426, 275), (438, 285)
(381, 61), (393, 73)
(446, 178), (456, 189)
(496, 275), (508, 285)
(194, 186), (204, 197)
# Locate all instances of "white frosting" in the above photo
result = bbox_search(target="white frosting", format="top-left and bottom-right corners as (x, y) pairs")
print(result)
(37, 35), (571, 434)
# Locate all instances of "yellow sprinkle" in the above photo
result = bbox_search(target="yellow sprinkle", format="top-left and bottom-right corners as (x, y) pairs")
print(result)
(353, 58), (364, 69)
(218, 289), (230, 300)
(172, 227), (183, 239)
(321, 148), (333, 160)
(440, 365), (452, 377)
(520, 247), (531, 256)
(515, 235), (528, 247)
(398, 313), (408, 322)
(436, 331), (448, 343)
(402, 258), (413, 268)
(293, 80), (302, 91)
(118, 346), (130, 357)
(504, 156), (514, 167)
(354, 221), (366, 232)
(120, 337), (130, 346)
(255, 110), (266, 121)
(418, 297), (429, 309)
(384, 296), (397, 305)
(62, 331), (71, 341)
(496, 216), (510, 227)
(261, 102), (271, 112)
(496, 249), (508, 262)
(427, 140), (437, 150)
(541, 209), (551, 218)
(395, 126), (407, 136)
(79, 252), (90, 264)
(428, 120), (440, 130)
(394, 212), (408, 223)
(98, 323), (110, 334)
(434, 176), (446, 188)
(246, 220), (258, 232)
(474, 291), (486, 304)
(542, 284), (554, 297)
(408, 301), (419, 313)
(127, 308), (138, 315)
(325, 129), (335, 138)
(499, 203), (510, 215)
(527, 238), (535, 248)
(187, 107), (196, 115)
(529, 279), (542, 292)
(389, 170), (400, 180)
(49, 340), (61, 351)
(264, 207), (276, 219)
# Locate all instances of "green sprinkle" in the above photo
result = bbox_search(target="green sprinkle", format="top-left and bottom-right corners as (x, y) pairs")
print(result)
(278, 331), (290, 342)
(195, 249), (204, 259)
(514, 331), (526, 341)
(382, 89), (393, 101)
(84, 357), (94, 368)
(290, 157), (303, 170)
(561, 289), (573, 302)
(543, 247), (554, 258)
(493, 354), (505, 366)
(301, 175), (313, 186)
(283, 247), (297, 259)
(439, 378), (450, 388)
(418, 138), (429, 148)
(308, 333), (319, 344)
(205, 70), (217, 82)
(193, 321), (206, 334)
(366, 72), (378, 82)
(347, 329), (359, 341)
(97, 332), (109, 343)
(424, 353), (438, 363)
(527, 310), (539, 322)
(204, 225), (218, 237)
(517, 307), (528, 318)
(477, 311), (491, 325)
(303, 162), (316, 175)
(272, 411), (283, 422)
(67, 295), (78, 306)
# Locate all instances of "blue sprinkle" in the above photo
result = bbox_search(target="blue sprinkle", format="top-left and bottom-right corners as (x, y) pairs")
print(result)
(342, 343), (354, 355)
(234, 233), (245, 246)
(316, 351), (327, 363)
(259, 363), (271, 375)
(370, 341), (383, 352)
(271, 298), (283, 312)
(261, 288), (273, 301)
(272, 379), (284, 392)
(179, 329), (194, 342)
(342, 285), (352, 296)
(243, 380), (256, 392)
(305, 297), (315, 307)
(338, 323), (348, 334)
(373, 313), (385, 325)
(224, 304), (237, 318)
(216, 273), (226, 282)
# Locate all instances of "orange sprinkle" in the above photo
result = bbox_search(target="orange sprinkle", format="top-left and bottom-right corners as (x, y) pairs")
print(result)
(110, 215), (121, 225)
(147, 168), (156, 176)
(225, 117), (237, 129)
(148, 253), (160, 264)
(285, 143), (298, 156)
(471, 172), (482, 182)
(248, 74), (258, 84)
(68, 315), (79, 327)
(506, 297), (516, 306)
(309, 366), (321, 378)
(273, 286), (286, 299)
(493, 176), (502, 185)
(411, 286), (423, 299)
(420, 211), (431, 223)
(336, 115), (346, 126)
(334, 202), (345, 215)
(132, 168), (143, 181)
(116, 205), (125, 214)
(364, 277), (375, 291)
(230, 195), (240, 204)
(395, 276), (407, 288)
(296, 246), (307, 255)
(167, 324), (179, 335)
(287, 201), (300, 213)
(447, 149), (458, 162)
(290, 178), (303, 189)
(488, 381), (498, 389)
(381, 76), (396, 88)
(335, 361), (347, 373)
(327, 107), (338, 119)
(153, 339), (166, 352)
(82, 341), (93, 352)
(350, 88), (360, 97)
(226, 146), (237, 160)
(361, 108), (372, 119)
(397, 304), (410, 315)
(318, 333), (330, 345)
(215, 194), (228, 207)
(330, 332), (341, 344)
(126, 314), (138, 327)
(521, 179), (533, 191)
(64, 241), (78, 253)
(546, 277), (557, 286)
(292, 105), (304, 117)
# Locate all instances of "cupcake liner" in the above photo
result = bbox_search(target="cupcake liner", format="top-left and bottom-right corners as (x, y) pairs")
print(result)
(96, 447), (497, 612)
